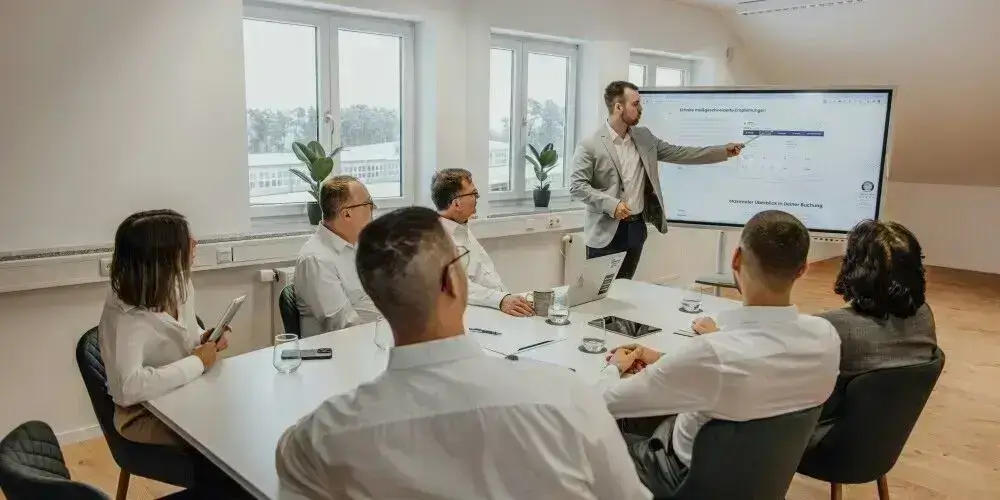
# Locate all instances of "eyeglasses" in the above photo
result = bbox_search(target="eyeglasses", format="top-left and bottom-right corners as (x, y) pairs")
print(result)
(343, 198), (377, 211)
(452, 190), (479, 203)
(441, 246), (471, 290)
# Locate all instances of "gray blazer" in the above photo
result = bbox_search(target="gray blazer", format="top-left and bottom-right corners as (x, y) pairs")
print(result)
(569, 125), (728, 248)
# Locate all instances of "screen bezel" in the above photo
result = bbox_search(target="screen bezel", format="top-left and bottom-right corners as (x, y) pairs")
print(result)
(587, 315), (663, 339)
(638, 86), (896, 236)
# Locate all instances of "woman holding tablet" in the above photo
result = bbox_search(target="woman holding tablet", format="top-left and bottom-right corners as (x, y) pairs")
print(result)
(99, 209), (229, 446)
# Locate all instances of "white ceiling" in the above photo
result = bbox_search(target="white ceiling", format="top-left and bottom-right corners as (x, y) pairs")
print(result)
(685, 0), (1000, 186)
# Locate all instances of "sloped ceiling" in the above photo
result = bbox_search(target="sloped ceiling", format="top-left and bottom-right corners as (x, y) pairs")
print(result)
(680, 0), (1000, 186)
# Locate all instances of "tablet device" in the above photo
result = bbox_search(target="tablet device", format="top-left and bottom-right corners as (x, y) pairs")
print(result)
(587, 316), (662, 339)
(206, 295), (246, 343)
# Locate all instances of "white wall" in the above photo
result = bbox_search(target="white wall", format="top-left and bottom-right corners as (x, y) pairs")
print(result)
(0, 0), (250, 253)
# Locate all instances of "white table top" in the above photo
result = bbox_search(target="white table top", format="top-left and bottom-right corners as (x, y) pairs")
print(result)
(145, 279), (740, 499)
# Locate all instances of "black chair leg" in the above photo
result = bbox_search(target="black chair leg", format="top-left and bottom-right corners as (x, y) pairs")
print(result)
(877, 476), (890, 500)
(116, 470), (130, 500)
(830, 482), (843, 500)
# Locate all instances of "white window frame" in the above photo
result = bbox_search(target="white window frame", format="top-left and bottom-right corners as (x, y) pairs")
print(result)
(244, 4), (416, 221)
(490, 35), (578, 202)
(630, 53), (693, 87)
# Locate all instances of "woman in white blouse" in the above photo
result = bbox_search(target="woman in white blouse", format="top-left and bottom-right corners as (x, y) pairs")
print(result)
(99, 209), (228, 446)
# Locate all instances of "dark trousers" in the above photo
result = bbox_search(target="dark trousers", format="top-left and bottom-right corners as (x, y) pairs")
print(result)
(619, 415), (688, 498)
(586, 216), (648, 280)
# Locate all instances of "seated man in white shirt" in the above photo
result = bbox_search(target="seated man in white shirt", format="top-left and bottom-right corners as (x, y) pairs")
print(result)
(431, 168), (534, 317)
(294, 175), (379, 336)
(275, 206), (650, 500)
(602, 210), (841, 497)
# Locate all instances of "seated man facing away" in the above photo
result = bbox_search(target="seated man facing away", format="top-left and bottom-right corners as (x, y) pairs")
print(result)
(815, 219), (937, 420)
(602, 210), (841, 497)
(294, 175), (379, 336)
(431, 168), (534, 317)
(275, 206), (650, 500)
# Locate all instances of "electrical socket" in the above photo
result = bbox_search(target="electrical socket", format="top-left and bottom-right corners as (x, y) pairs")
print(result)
(216, 247), (234, 264)
(546, 216), (562, 229)
(99, 257), (112, 277)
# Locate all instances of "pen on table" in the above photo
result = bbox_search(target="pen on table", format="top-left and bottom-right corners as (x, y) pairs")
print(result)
(469, 327), (502, 336)
(516, 339), (557, 352)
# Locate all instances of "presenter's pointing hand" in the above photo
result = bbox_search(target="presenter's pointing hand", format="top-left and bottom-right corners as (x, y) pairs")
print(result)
(725, 143), (744, 158)
(613, 201), (631, 220)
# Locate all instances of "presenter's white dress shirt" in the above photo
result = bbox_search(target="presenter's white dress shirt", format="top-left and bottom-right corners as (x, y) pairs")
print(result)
(607, 122), (645, 215)
(602, 306), (841, 466)
(294, 224), (379, 336)
(276, 335), (651, 500)
(98, 281), (205, 407)
(440, 217), (509, 309)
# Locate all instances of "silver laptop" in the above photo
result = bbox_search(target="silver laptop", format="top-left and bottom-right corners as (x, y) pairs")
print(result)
(563, 251), (627, 307)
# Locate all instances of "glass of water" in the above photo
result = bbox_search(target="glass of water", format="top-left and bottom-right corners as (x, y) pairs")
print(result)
(580, 317), (607, 354)
(547, 287), (570, 325)
(373, 315), (393, 350)
(273, 334), (302, 374)
(680, 284), (703, 314)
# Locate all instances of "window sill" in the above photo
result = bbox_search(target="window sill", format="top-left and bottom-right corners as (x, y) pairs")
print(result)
(487, 196), (583, 218)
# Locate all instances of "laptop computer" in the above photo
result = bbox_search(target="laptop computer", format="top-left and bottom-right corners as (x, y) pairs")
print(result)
(563, 251), (627, 307)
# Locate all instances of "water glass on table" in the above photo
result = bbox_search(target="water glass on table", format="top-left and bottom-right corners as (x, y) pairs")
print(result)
(680, 283), (704, 314)
(547, 288), (570, 325)
(579, 317), (607, 354)
(273, 333), (302, 374)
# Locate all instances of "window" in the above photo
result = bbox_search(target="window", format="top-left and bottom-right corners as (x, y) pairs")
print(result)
(243, 6), (414, 219)
(629, 54), (693, 88)
(489, 35), (577, 198)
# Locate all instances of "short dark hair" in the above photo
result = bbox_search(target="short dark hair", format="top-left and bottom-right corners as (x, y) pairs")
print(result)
(356, 206), (455, 330)
(604, 80), (639, 113)
(835, 220), (926, 319)
(111, 209), (192, 312)
(430, 168), (472, 210)
(740, 210), (810, 290)
(320, 175), (359, 220)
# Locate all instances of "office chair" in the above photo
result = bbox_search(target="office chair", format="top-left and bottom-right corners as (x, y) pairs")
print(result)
(665, 406), (822, 500)
(797, 349), (945, 500)
(75, 327), (196, 500)
(278, 284), (301, 336)
(0, 420), (108, 500)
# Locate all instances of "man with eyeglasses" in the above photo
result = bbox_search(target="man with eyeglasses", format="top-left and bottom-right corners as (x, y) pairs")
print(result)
(294, 175), (380, 336)
(276, 206), (651, 499)
(431, 168), (534, 317)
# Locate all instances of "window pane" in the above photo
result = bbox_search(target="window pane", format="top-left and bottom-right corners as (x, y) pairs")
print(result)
(628, 64), (646, 87)
(526, 52), (568, 190)
(655, 67), (685, 87)
(339, 30), (403, 198)
(489, 48), (514, 193)
(243, 19), (319, 206)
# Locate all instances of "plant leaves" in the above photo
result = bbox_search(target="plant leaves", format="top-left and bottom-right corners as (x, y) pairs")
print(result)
(539, 149), (558, 166)
(327, 146), (343, 158)
(313, 157), (334, 182)
(289, 168), (315, 187)
(292, 142), (316, 164)
(528, 144), (540, 160)
(543, 143), (554, 152)
(525, 153), (541, 169)
(307, 140), (326, 159)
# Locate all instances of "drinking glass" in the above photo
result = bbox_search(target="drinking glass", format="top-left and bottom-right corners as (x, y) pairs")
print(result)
(680, 284), (703, 314)
(547, 287), (570, 325)
(273, 334), (302, 374)
(373, 316), (393, 350)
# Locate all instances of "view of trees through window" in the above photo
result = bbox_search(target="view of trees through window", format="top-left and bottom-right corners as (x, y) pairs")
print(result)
(245, 104), (400, 155)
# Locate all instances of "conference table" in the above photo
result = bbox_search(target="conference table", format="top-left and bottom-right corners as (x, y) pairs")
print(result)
(145, 279), (741, 499)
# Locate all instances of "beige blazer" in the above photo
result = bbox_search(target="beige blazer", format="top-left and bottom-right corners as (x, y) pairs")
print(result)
(569, 125), (728, 248)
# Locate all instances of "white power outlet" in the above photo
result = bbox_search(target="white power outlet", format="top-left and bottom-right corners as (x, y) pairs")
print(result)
(546, 216), (562, 229)
(99, 257), (112, 277)
(216, 247), (234, 264)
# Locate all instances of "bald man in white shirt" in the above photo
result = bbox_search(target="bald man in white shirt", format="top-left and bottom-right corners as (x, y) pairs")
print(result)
(275, 206), (649, 500)
(431, 168), (534, 317)
(294, 175), (380, 336)
(602, 210), (840, 497)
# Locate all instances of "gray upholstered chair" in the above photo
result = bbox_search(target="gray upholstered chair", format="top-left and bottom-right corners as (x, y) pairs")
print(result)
(798, 349), (945, 500)
(278, 284), (301, 336)
(0, 420), (108, 500)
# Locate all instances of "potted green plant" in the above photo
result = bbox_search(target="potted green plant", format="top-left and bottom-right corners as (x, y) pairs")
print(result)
(526, 143), (559, 208)
(290, 140), (342, 225)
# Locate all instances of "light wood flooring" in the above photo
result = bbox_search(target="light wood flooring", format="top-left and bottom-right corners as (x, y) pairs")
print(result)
(5, 258), (998, 499)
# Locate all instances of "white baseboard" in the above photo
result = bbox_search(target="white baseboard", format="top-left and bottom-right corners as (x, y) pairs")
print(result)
(57, 424), (102, 446)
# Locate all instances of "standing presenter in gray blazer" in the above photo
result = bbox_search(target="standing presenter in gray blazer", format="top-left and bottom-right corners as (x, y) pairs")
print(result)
(570, 81), (744, 279)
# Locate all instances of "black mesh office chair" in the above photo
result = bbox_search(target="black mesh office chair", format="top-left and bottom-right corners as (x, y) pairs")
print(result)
(666, 406), (823, 500)
(0, 420), (108, 500)
(798, 349), (945, 500)
(278, 284), (301, 336)
(75, 327), (196, 500)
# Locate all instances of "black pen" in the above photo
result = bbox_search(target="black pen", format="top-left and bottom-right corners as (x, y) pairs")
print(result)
(517, 339), (557, 352)
(469, 327), (501, 336)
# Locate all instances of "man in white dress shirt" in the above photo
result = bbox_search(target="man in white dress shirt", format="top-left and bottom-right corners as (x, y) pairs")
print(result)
(275, 206), (650, 500)
(431, 168), (534, 317)
(294, 175), (379, 336)
(602, 210), (840, 497)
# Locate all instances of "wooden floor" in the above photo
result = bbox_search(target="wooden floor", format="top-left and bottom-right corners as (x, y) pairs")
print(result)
(9, 259), (999, 499)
